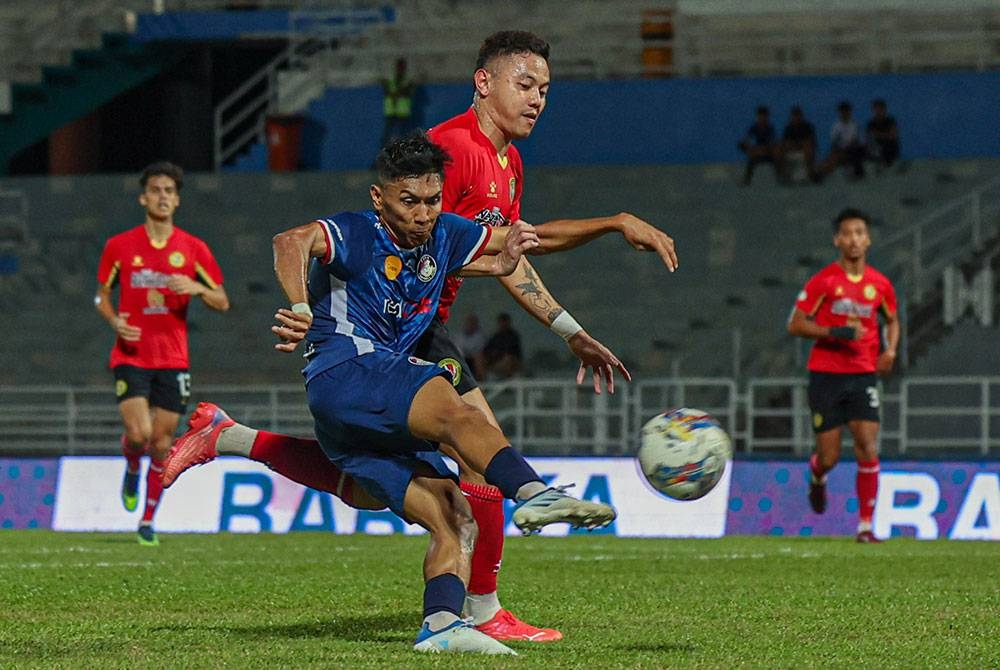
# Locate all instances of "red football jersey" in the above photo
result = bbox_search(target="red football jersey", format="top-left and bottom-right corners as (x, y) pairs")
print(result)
(428, 107), (523, 322)
(97, 224), (224, 369)
(795, 262), (897, 373)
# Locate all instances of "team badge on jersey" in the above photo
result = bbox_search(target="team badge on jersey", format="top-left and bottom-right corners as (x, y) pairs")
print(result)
(416, 255), (437, 282)
(384, 255), (402, 281)
(863, 284), (877, 300)
(169, 251), (186, 268)
(132, 255), (144, 267)
(437, 357), (462, 387)
(509, 177), (516, 202)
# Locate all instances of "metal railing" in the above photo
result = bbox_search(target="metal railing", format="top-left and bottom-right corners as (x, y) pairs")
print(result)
(4, 376), (1000, 457)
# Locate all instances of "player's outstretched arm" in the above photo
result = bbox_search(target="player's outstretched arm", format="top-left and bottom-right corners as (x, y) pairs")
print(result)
(527, 212), (678, 272)
(270, 221), (327, 352)
(497, 257), (630, 394)
(458, 220), (538, 277)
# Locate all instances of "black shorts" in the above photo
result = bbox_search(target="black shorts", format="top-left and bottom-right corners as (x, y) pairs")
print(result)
(808, 371), (880, 433)
(412, 317), (479, 395)
(113, 365), (191, 414)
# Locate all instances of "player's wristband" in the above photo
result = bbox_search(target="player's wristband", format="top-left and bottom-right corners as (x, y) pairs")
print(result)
(550, 311), (583, 341)
(829, 326), (855, 340)
(291, 302), (313, 318)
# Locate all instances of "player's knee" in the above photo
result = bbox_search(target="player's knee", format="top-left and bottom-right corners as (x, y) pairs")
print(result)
(439, 402), (491, 443)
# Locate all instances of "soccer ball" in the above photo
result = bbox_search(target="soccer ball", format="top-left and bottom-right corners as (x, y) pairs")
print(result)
(637, 408), (732, 501)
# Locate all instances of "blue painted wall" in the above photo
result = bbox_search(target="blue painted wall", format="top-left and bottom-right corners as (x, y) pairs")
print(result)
(295, 71), (1000, 171)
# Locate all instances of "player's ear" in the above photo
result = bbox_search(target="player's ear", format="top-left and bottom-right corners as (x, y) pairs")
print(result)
(473, 68), (491, 97)
(138, 192), (148, 208)
(370, 184), (382, 211)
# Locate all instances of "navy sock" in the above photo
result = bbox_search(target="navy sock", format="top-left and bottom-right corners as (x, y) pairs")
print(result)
(484, 446), (542, 500)
(423, 573), (466, 618)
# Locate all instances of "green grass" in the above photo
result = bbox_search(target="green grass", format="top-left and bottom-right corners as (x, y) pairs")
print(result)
(1, 533), (998, 669)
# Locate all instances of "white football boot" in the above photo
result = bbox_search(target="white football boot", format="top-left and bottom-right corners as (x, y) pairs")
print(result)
(512, 484), (617, 535)
(413, 619), (516, 655)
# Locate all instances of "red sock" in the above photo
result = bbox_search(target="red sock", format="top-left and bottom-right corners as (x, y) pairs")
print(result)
(248, 432), (358, 504)
(141, 457), (165, 524)
(809, 453), (828, 481)
(462, 481), (505, 595)
(121, 434), (144, 473)
(856, 459), (880, 524)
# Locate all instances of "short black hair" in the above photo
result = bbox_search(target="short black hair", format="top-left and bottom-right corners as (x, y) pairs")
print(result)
(140, 161), (184, 191)
(832, 207), (870, 232)
(475, 30), (550, 71)
(374, 131), (451, 185)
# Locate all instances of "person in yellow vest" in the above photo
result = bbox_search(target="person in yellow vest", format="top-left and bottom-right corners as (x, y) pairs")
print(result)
(381, 57), (415, 147)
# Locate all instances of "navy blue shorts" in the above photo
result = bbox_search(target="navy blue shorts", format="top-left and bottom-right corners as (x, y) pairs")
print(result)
(306, 351), (458, 519)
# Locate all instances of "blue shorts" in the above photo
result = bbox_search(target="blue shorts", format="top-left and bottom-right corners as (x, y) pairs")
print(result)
(306, 351), (458, 519)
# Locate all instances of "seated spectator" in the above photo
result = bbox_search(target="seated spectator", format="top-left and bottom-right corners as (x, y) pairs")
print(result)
(737, 106), (784, 185)
(816, 101), (866, 181)
(780, 106), (817, 182)
(453, 313), (487, 380)
(483, 312), (523, 380)
(866, 98), (900, 169)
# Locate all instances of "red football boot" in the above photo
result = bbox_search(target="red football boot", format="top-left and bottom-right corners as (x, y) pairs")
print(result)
(475, 609), (562, 643)
(163, 402), (234, 488)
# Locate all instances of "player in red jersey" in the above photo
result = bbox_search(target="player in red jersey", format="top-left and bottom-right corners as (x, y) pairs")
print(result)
(787, 208), (899, 543)
(164, 31), (676, 638)
(95, 162), (229, 546)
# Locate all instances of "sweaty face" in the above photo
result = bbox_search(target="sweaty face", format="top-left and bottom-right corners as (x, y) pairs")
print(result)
(834, 218), (871, 261)
(479, 53), (550, 140)
(371, 174), (443, 249)
(139, 175), (180, 221)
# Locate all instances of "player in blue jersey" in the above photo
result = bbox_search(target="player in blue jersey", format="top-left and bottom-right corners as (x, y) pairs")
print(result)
(185, 133), (616, 655)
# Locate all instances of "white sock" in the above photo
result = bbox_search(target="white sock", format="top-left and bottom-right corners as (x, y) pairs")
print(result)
(857, 520), (873, 533)
(216, 424), (257, 457)
(423, 611), (461, 633)
(515, 481), (547, 501)
(465, 591), (502, 625)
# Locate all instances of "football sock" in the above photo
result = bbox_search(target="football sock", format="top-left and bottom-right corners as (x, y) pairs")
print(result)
(141, 457), (165, 524)
(120, 434), (144, 473)
(484, 447), (542, 500)
(462, 482), (505, 602)
(857, 458), (880, 525)
(422, 573), (466, 631)
(465, 591), (502, 625)
(247, 432), (359, 503)
(809, 452), (828, 483)
(215, 423), (257, 457)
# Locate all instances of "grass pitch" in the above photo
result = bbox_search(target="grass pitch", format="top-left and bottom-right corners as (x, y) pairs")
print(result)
(1, 532), (998, 669)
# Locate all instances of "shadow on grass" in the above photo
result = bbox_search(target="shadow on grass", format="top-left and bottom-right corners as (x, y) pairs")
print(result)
(154, 613), (414, 643)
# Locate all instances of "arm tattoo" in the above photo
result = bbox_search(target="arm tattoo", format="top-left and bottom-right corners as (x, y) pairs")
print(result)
(513, 264), (557, 315)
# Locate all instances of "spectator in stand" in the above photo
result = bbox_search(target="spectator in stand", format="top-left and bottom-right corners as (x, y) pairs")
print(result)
(380, 57), (416, 148)
(483, 313), (523, 379)
(781, 105), (818, 183)
(737, 106), (784, 185)
(817, 101), (866, 181)
(453, 313), (488, 381)
(866, 99), (900, 170)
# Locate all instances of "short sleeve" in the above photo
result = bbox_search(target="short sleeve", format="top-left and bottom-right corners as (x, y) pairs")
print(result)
(881, 279), (898, 317)
(193, 239), (224, 288)
(796, 274), (826, 315)
(97, 237), (121, 288)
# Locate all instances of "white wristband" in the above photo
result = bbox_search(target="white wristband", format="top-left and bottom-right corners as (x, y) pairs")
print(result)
(291, 302), (313, 317)
(550, 311), (583, 341)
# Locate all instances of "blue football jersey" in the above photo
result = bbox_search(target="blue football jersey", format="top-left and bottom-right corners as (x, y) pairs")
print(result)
(302, 210), (491, 381)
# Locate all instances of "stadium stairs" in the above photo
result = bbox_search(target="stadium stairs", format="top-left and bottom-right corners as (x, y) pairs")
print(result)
(0, 33), (190, 175)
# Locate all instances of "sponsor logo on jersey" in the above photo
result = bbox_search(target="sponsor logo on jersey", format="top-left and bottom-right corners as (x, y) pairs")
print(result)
(407, 356), (433, 366)
(835, 285), (845, 296)
(132, 255), (143, 267)
(863, 284), (877, 300)
(509, 177), (516, 202)
(384, 255), (402, 281)
(130, 269), (170, 289)
(830, 298), (874, 318)
(169, 251), (186, 268)
(115, 379), (128, 397)
(487, 180), (498, 199)
(437, 357), (462, 386)
(416, 255), (437, 282)
(473, 207), (508, 227)
(143, 289), (169, 315)
(383, 299), (403, 318)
